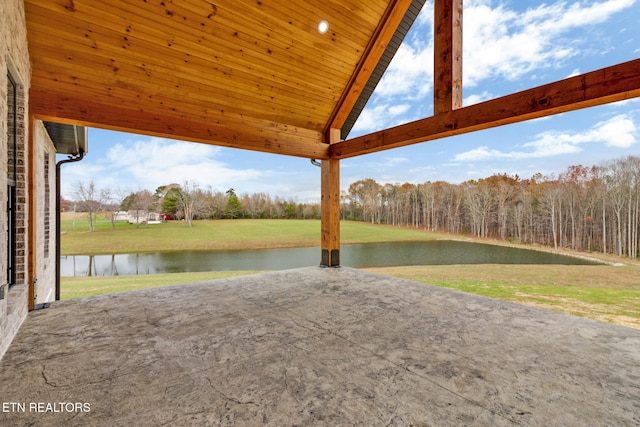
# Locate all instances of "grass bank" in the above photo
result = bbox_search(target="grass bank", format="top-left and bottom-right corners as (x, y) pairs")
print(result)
(60, 217), (640, 329)
(364, 264), (640, 329)
(62, 271), (265, 300)
(61, 216), (445, 255)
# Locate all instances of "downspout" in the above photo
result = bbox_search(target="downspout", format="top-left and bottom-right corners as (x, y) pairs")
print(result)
(55, 150), (84, 301)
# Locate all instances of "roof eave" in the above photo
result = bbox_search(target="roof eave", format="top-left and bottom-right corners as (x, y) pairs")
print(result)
(43, 121), (88, 156)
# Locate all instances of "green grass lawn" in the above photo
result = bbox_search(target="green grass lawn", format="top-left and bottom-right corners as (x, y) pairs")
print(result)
(60, 216), (640, 329)
(62, 270), (265, 300)
(365, 264), (640, 329)
(61, 217), (445, 255)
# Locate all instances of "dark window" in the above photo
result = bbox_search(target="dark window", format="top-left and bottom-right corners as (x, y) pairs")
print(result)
(7, 73), (17, 287)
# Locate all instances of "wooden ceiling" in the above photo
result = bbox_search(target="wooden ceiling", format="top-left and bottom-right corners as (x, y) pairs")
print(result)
(26, 0), (413, 159)
(25, 0), (640, 160)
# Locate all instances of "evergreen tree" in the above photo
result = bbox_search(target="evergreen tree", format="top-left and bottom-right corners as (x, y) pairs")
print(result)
(162, 187), (181, 217)
(225, 188), (243, 219)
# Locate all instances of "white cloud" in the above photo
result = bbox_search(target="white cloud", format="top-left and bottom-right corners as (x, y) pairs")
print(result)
(588, 114), (637, 147)
(374, 42), (434, 99)
(105, 137), (220, 165)
(452, 144), (577, 162)
(350, 103), (416, 135)
(350, 106), (387, 134)
(463, 91), (493, 106)
(551, 0), (636, 27)
(453, 113), (637, 162)
(388, 104), (411, 116)
(72, 137), (264, 196)
(385, 156), (410, 166)
(464, 0), (636, 86)
(521, 133), (585, 157)
(61, 162), (109, 197)
(567, 69), (582, 78)
(453, 146), (505, 162)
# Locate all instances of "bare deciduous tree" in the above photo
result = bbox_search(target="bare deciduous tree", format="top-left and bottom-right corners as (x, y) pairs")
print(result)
(73, 180), (109, 232)
(175, 181), (210, 226)
(338, 155), (639, 258)
(106, 187), (128, 230)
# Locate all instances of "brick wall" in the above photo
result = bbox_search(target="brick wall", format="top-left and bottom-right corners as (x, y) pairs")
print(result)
(14, 80), (27, 287)
(0, 0), (33, 361)
(34, 122), (57, 304)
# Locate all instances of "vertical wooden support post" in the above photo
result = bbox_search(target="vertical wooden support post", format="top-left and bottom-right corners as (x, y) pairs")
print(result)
(320, 129), (341, 267)
(434, 0), (463, 114)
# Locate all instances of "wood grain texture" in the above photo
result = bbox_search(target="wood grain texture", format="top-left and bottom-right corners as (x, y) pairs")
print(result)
(433, 0), (462, 114)
(25, 0), (391, 155)
(321, 129), (341, 266)
(30, 88), (329, 159)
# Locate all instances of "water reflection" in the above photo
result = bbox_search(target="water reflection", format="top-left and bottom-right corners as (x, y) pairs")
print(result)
(61, 240), (600, 277)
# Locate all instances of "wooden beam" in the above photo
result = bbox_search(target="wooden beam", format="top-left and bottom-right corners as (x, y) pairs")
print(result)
(331, 59), (640, 159)
(30, 89), (329, 160)
(326, 0), (414, 132)
(434, 0), (462, 114)
(320, 128), (341, 267)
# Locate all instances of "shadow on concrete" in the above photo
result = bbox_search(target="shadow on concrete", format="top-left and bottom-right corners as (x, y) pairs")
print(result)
(0, 267), (638, 426)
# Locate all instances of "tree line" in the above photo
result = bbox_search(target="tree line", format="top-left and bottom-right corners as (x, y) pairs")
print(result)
(67, 155), (639, 259)
(343, 155), (640, 259)
(67, 181), (321, 231)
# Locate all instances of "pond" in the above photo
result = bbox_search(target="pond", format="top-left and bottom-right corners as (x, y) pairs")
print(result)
(60, 240), (601, 277)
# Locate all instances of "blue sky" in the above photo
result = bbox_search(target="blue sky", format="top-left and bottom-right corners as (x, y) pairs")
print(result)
(60, 0), (640, 202)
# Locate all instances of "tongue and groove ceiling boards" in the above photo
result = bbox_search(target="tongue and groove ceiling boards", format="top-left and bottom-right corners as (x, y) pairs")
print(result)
(25, 0), (416, 159)
(25, 0), (640, 160)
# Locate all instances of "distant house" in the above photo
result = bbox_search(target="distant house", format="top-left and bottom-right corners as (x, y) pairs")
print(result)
(127, 211), (162, 225)
(113, 211), (129, 222)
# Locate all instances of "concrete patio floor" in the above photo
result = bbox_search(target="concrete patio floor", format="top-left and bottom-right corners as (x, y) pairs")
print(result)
(0, 266), (639, 426)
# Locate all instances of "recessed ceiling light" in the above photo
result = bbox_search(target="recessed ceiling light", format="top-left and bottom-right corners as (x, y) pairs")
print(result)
(318, 20), (329, 34)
